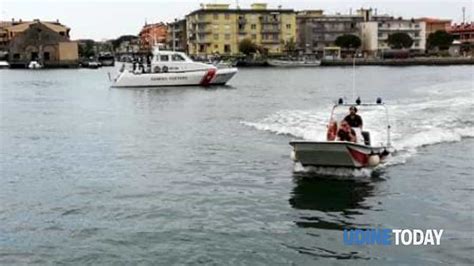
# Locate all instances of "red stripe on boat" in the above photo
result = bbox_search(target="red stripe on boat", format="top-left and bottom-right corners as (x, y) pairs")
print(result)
(347, 147), (369, 166)
(200, 68), (217, 86)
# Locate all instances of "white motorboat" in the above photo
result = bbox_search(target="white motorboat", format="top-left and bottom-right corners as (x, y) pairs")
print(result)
(28, 61), (43, 69)
(290, 98), (393, 168)
(111, 46), (238, 88)
(267, 58), (321, 67)
(0, 61), (9, 69)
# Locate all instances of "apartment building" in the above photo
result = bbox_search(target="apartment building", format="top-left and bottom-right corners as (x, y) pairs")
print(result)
(360, 13), (426, 54)
(139, 22), (167, 51)
(185, 3), (296, 56)
(167, 19), (187, 52)
(296, 10), (364, 54)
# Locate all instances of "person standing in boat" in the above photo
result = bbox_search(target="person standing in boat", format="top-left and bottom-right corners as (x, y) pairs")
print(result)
(344, 106), (363, 129)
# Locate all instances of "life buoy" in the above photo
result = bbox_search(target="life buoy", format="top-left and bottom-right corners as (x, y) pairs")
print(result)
(154, 66), (161, 73)
(162, 66), (169, 73)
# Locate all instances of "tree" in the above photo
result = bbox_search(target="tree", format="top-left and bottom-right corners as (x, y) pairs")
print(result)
(238, 38), (257, 55)
(284, 37), (296, 54)
(387, 32), (414, 49)
(334, 34), (361, 49)
(427, 30), (454, 50)
(79, 40), (96, 58)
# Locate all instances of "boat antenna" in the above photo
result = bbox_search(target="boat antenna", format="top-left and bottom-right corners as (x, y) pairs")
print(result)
(352, 50), (356, 101)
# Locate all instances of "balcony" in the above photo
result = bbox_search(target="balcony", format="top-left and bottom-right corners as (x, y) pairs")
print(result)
(261, 39), (280, 44)
(260, 17), (280, 24)
(261, 27), (280, 33)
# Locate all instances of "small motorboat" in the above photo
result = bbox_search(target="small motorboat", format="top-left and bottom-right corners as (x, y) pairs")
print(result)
(28, 60), (42, 69)
(267, 58), (321, 67)
(290, 98), (393, 168)
(0, 61), (9, 69)
(110, 45), (238, 88)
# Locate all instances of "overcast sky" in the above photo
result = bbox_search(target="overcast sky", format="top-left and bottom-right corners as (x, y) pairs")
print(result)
(1, 0), (472, 40)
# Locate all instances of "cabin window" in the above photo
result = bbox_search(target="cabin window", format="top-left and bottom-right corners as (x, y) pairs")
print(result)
(159, 55), (169, 61)
(171, 54), (185, 61)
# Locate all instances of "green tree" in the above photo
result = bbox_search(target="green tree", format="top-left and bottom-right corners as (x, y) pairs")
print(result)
(238, 38), (257, 55)
(79, 40), (96, 58)
(284, 37), (296, 54)
(334, 34), (361, 49)
(387, 32), (414, 49)
(427, 30), (454, 50)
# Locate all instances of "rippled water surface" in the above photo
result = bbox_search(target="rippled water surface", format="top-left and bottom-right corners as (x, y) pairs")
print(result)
(0, 66), (473, 264)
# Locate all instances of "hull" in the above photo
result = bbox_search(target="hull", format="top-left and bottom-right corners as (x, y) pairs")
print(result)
(111, 68), (237, 88)
(290, 141), (390, 168)
(268, 59), (321, 67)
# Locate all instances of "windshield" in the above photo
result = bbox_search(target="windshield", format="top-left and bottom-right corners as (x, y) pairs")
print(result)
(330, 104), (390, 146)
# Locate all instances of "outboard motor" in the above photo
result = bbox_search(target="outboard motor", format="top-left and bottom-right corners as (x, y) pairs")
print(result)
(362, 131), (371, 146)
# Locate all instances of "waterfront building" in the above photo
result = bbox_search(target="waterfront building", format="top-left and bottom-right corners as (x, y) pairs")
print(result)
(167, 19), (187, 52)
(139, 22), (168, 52)
(0, 19), (70, 52)
(7, 19), (78, 67)
(185, 3), (296, 56)
(418, 17), (452, 38)
(360, 14), (426, 55)
(448, 22), (474, 45)
(296, 10), (364, 55)
(114, 35), (140, 59)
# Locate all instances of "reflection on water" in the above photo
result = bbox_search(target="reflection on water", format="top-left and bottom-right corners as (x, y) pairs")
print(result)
(289, 174), (379, 230)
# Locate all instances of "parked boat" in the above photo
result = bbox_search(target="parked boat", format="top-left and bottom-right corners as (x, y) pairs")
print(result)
(98, 53), (115, 67)
(28, 61), (43, 69)
(110, 46), (238, 88)
(290, 98), (393, 168)
(267, 58), (321, 67)
(0, 61), (9, 69)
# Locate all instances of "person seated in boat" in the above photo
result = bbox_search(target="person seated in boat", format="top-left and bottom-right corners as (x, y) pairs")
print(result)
(326, 121), (338, 141)
(344, 106), (363, 129)
(337, 121), (357, 142)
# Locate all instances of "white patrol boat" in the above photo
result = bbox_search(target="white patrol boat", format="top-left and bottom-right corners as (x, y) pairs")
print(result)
(290, 98), (393, 169)
(110, 46), (238, 88)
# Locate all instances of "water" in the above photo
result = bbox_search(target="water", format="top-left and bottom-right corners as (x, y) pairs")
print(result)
(0, 66), (473, 264)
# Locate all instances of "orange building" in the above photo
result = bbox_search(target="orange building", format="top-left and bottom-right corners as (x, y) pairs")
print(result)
(448, 22), (474, 44)
(418, 17), (451, 38)
(138, 22), (168, 51)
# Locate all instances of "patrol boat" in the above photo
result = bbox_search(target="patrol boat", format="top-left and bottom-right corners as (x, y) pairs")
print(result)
(289, 98), (393, 168)
(110, 46), (238, 88)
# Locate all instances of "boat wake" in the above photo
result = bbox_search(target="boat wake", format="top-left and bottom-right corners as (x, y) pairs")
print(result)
(242, 80), (473, 175)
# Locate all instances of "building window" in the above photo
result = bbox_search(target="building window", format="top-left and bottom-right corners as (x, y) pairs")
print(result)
(224, 14), (230, 20)
(172, 54), (185, 61)
(213, 13), (218, 20)
(251, 34), (257, 40)
(286, 24), (291, 29)
(214, 44), (218, 49)
(213, 33), (219, 40)
(225, 34), (231, 40)
(224, 44), (231, 53)
(43, 52), (50, 61)
(414, 41), (419, 47)
(414, 32), (419, 37)
(251, 24), (256, 30)
(272, 34), (278, 40)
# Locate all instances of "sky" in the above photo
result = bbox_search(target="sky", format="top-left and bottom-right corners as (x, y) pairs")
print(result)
(1, 0), (472, 40)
